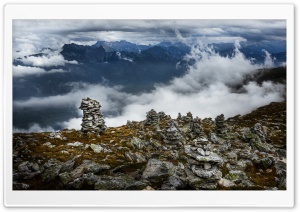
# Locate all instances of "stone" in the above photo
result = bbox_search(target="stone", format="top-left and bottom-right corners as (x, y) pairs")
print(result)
(225, 170), (248, 183)
(94, 174), (135, 190)
(210, 133), (221, 144)
(67, 141), (83, 147)
(43, 142), (56, 148)
(197, 148), (205, 156)
(90, 144), (103, 153)
(204, 163), (212, 170)
(218, 178), (236, 188)
(141, 159), (174, 183)
(260, 157), (274, 169)
(79, 97), (107, 134)
(41, 159), (63, 182)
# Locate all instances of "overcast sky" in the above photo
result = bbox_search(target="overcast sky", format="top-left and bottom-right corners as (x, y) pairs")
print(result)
(13, 20), (286, 57)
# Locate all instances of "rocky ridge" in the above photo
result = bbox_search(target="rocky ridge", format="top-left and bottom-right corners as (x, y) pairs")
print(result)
(13, 101), (286, 190)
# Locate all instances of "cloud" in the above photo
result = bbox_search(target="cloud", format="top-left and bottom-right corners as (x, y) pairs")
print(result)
(13, 65), (65, 77)
(19, 53), (78, 67)
(13, 123), (55, 133)
(16, 43), (285, 132)
(13, 20), (286, 57)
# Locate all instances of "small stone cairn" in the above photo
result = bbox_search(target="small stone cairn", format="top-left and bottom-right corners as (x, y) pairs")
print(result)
(144, 109), (159, 126)
(215, 114), (226, 135)
(251, 123), (266, 142)
(185, 139), (223, 189)
(188, 117), (203, 138)
(79, 97), (106, 134)
(162, 119), (183, 146)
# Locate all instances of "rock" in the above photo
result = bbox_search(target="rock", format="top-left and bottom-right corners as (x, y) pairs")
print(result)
(79, 97), (107, 134)
(266, 169), (272, 173)
(13, 182), (30, 190)
(75, 160), (111, 174)
(90, 144), (103, 153)
(218, 178), (236, 188)
(60, 159), (75, 173)
(204, 163), (211, 170)
(197, 148), (205, 156)
(131, 137), (144, 149)
(41, 159), (63, 182)
(260, 157), (274, 169)
(143, 186), (155, 190)
(210, 133), (221, 144)
(141, 159), (174, 183)
(225, 170), (248, 183)
(49, 131), (66, 140)
(191, 165), (222, 180)
(94, 174), (135, 190)
(67, 141), (83, 147)
(125, 181), (149, 190)
(124, 151), (146, 163)
(43, 142), (55, 148)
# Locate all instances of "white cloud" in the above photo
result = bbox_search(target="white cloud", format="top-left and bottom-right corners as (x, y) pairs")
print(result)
(13, 65), (65, 77)
(20, 53), (78, 67)
(13, 65), (46, 77)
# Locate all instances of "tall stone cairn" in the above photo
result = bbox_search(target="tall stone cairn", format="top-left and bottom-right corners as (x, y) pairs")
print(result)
(79, 97), (107, 134)
(215, 114), (225, 135)
(144, 109), (159, 126)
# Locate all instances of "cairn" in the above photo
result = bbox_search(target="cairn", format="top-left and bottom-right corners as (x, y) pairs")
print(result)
(185, 140), (223, 189)
(215, 114), (225, 135)
(144, 109), (159, 126)
(251, 123), (266, 142)
(188, 117), (203, 137)
(183, 111), (193, 123)
(79, 97), (106, 134)
(162, 119), (183, 146)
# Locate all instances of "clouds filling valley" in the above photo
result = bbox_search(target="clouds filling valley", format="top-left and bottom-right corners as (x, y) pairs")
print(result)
(13, 43), (285, 132)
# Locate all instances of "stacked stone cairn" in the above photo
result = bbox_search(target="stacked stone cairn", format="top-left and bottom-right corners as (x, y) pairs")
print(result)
(188, 117), (203, 138)
(79, 97), (107, 134)
(183, 111), (193, 123)
(184, 138), (223, 189)
(250, 123), (266, 142)
(144, 109), (159, 126)
(162, 120), (183, 147)
(176, 113), (184, 127)
(215, 114), (226, 135)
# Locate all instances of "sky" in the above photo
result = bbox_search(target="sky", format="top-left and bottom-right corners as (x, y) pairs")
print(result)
(13, 20), (286, 58)
(12, 20), (287, 132)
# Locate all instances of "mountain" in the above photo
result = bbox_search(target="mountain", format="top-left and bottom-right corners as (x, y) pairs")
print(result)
(93, 40), (150, 53)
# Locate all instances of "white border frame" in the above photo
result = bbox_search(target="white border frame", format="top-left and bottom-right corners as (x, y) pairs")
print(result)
(3, 4), (294, 207)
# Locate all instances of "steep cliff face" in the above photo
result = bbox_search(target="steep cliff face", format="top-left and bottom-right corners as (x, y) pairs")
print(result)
(13, 101), (286, 190)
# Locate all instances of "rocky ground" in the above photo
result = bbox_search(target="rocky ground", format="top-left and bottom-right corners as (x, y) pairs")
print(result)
(13, 101), (286, 190)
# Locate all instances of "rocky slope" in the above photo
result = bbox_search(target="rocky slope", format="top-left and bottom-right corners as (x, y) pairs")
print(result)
(13, 101), (286, 190)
